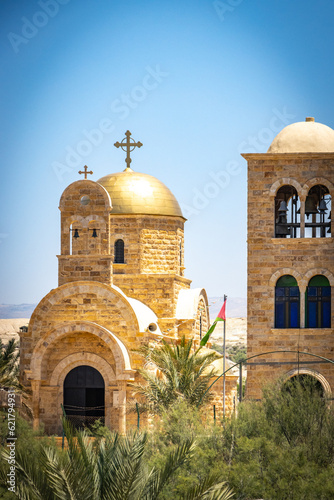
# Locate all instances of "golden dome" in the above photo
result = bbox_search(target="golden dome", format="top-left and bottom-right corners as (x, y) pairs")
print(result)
(97, 167), (184, 218)
(267, 117), (334, 153)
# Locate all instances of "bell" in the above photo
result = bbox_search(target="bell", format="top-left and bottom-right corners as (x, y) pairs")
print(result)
(73, 229), (79, 238)
(92, 228), (98, 238)
(318, 199), (327, 213)
(305, 195), (318, 218)
(278, 200), (288, 213)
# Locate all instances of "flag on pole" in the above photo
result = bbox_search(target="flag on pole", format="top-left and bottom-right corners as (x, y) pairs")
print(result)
(200, 297), (227, 346)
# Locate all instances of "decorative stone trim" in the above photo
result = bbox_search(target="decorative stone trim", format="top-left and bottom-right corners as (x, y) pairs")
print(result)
(268, 268), (303, 287)
(30, 321), (132, 380)
(269, 178), (303, 197)
(284, 367), (332, 396)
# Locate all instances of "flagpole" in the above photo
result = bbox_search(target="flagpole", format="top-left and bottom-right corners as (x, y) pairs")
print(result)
(223, 294), (227, 418)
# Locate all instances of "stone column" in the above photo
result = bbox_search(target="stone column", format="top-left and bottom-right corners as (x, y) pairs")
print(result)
(31, 380), (41, 430)
(117, 382), (127, 435)
(299, 285), (306, 328)
(299, 197), (305, 238)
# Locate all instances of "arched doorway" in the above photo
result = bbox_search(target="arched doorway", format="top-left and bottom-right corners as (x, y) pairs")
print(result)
(283, 373), (325, 398)
(64, 365), (105, 428)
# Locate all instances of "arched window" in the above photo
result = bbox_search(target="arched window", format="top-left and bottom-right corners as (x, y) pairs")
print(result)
(304, 185), (331, 238)
(306, 275), (331, 328)
(275, 275), (300, 328)
(275, 185), (300, 238)
(114, 239), (125, 263)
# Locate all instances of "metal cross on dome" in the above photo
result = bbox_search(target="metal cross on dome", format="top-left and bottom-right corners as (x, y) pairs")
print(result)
(78, 165), (93, 179)
(114, 130), (143, 169)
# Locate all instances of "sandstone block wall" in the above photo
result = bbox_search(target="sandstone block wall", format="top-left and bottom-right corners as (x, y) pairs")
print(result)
(110, 215), (185, 276)
(245, 153), (334, 399)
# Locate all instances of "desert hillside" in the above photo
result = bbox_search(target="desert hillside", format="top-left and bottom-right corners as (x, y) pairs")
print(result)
(0, 319), (29, 343)
(210, 317), (247, 346)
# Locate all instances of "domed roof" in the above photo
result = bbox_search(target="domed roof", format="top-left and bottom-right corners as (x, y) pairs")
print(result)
(97, 167), (184, 218)
(267, 117), (334, 153)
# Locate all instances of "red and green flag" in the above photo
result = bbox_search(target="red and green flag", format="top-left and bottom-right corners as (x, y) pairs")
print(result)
(200, 297), (226, 347)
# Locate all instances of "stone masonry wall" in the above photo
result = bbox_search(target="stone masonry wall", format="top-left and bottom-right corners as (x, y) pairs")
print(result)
(246, 153), (334, 399)
(110, 215), (185, 276)
(58, 180), (112, 285)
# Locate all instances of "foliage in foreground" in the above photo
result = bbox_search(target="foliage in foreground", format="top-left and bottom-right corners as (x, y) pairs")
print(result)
(0, 339), (32, 418)
(0, 339), (21, 392)
(0, 419), (234, 500)
(1, 365), (333, 499)
(0, 413), (56, 499)
(130, 336), (221, 414)
(144, 377), (334, 500)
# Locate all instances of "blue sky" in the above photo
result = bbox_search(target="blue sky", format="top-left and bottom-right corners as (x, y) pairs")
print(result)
(1, 0), (333, 305)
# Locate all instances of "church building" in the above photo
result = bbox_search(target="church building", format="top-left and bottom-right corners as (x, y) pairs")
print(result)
(245, 117), (333, 399)
(20, 131), (237, 434)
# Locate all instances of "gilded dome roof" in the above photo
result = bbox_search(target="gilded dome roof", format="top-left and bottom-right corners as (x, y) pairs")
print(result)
(267, 117), (334, 153)
(97, 167), (184, 218)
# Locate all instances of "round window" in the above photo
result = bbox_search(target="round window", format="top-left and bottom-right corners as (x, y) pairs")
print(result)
(80, 195), (90, 206)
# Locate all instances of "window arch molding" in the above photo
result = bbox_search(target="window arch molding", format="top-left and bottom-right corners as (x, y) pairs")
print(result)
(302, 269), (334, 289)
(269, 268), (303, 289)
(302, 177), (334, 199)
(269, 178), (303, 198)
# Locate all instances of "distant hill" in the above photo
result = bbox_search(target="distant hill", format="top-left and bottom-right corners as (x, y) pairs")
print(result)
(0, 297), (247, 320)
(0, 304), (36, 319)
(208, 297), (246, 319)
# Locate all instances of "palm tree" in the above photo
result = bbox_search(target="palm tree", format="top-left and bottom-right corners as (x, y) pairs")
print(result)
(130, 337), (221, 415)
(0, 338), (20, 390)
(0, 421), (234, 499)
(0, 338), (32, 418)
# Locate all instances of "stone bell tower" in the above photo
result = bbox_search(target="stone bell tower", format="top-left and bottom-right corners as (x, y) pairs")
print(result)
(58, 166), (113, 286)
(244, 117), (334, 400)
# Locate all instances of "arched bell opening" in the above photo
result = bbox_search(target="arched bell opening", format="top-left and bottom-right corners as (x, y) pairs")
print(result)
(63, 365), (105, 428)
(275, 185), (300, 238)
(69, 221), (82, 255)
(304, 185), (331, 238)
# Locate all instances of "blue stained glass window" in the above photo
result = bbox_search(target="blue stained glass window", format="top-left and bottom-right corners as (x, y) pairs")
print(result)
(275, 302), (285, 328)
(290, 302), (299, 328)
(306, 275), (331, 328)
(308, 302), (317, 328)
(275, 275), (300, 328)
(323, 302), (331, 328)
